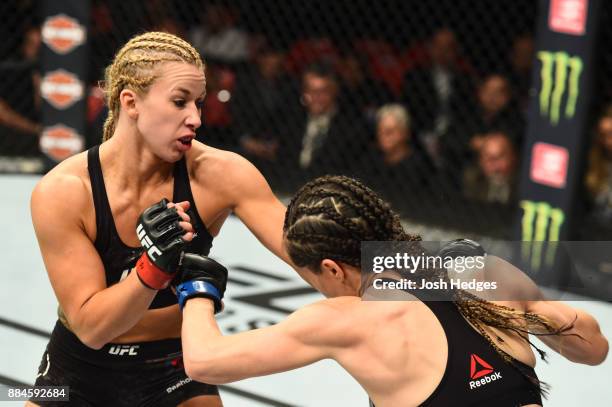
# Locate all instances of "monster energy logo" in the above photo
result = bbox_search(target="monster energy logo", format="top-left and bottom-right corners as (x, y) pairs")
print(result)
(538, 51), (583, 126)
(520, 200), (565, 271)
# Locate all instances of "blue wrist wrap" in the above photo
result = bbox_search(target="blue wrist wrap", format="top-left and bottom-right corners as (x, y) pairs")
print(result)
(177, 280), (221, 312)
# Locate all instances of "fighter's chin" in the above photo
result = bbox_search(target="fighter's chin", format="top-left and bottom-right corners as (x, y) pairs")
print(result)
(155, 148), (185, 164)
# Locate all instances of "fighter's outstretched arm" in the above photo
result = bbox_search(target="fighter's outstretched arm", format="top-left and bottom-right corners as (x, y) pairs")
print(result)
(181, 297), (356, 384)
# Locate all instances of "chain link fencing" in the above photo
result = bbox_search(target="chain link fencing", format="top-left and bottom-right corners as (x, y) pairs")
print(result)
(1, 0), (611, 240)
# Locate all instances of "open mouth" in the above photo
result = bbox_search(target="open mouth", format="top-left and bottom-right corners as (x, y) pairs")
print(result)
(179, 136), (193, 146)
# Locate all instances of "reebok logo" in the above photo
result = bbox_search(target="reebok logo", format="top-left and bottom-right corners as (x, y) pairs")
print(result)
(108, 345), (139, 356)
(136, 223), (162, 261)
(167, 377), (192, 394)
(468, 354), (502, 389)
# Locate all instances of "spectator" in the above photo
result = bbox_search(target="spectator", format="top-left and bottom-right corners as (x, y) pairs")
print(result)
(0, 25), (42, 161)
(441, 73), (524, 175)
(281, 63), (368, 186)
(199, 64), (235, 149)
(336, 50), (394, 124)
(285, 35), (340, 76)
(585, 106), (612, 223)
(362, 104), (433, 214)
(152, 17), (186, 39)
(401, 27), (473, 162)
(231, 41), (298, 179)
(463, 132), (518, 205)
(504, 34), (535, 111)
(189, 3), (249, 65)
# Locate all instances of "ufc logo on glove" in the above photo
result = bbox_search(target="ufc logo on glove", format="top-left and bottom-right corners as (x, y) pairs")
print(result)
(137, 223), (163, 261)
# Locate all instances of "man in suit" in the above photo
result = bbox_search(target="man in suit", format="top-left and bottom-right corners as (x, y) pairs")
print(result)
(281, 63), (369, 187)
(401, 28), (473, 166)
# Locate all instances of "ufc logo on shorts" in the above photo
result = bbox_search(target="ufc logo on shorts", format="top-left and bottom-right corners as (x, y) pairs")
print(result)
(136, 223), (162, 261)
(108, 345), (140, 356)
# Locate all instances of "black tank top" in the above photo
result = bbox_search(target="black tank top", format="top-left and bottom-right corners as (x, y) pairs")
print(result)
(370, 289), (542, 407)
(87, 145), (214, 308)
(417, 300), (542, 406)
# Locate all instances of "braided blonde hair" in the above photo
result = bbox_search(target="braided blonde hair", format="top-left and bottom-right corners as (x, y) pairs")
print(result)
(101, 31), (204, 141)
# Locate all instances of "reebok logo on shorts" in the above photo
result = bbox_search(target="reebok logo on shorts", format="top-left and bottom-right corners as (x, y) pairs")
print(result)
(468, 354), (502, 389)
(167, 377), (192, 394)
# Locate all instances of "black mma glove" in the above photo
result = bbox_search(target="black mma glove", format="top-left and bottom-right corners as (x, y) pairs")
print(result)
(175, 253), (228, 313)
(135, 198), (188, 290)
(438, 238), (486, 259)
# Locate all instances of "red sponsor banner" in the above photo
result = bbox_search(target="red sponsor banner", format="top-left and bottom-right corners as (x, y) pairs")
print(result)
(530, 142), (569, 188)
(549, 0), (588, 35)
(42, 14), (86, 55)
(39, 124), (84, 161)
(41, 69), (84, 110)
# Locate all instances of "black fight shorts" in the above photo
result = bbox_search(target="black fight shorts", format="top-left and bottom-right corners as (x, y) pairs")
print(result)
(31, 322), (218, 406)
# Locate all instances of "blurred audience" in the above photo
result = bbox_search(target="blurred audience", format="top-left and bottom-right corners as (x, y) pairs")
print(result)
(469, 73), (524, 147)
(336, 50), (394, 124)
(463, 131), (518, 205)
(0, 25), (42, 159)
(585, 105), (612, 223)
(286, 35), (340, 76)
(189, 3), (249, 64)
(231, 41), (298, 173)
(401, 27), (473, 163)
(199, 64), (235, 148)
(152, 17), (186, 39)
(361, 104), (433, 213)
(504, 34), (535, 111)
(441, 73), (524, 175)
(281, 63), (368, 185)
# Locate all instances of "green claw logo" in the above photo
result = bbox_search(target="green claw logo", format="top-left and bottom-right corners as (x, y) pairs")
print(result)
(520, 200), (565, 271)
(537, 51), (583, 126)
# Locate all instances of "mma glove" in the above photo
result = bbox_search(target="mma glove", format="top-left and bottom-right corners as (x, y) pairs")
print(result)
(135, 198), (188, 290)
(438, 238), (486, 259)
(175, 253), (228, 313)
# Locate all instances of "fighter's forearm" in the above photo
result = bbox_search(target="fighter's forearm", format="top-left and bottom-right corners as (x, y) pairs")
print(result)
(529, 300), (608, 365)
(112, 304), (182, 343)
(181, 299), (236, 383)
(70, 271), (158, 349)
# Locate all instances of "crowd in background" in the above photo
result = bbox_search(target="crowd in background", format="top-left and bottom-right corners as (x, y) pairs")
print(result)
(1, 0), (611, 238)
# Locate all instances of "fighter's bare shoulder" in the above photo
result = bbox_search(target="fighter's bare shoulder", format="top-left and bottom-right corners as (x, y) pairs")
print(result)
(284, 296), (367, 347)
(186, 141), (271, 205)
(31, 151), (92, 223)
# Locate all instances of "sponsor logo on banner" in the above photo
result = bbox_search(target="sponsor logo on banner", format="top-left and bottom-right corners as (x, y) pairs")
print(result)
(549, 0), (588, 36)
(42, 14), (86, 54)
(41, 69), (84, 109)
(537, 51), (583, 126)
(530, 142), (569, 188)
(520, 200), (566, 270)
(40, 124), (84, 161)
(468, 354), (502, 389)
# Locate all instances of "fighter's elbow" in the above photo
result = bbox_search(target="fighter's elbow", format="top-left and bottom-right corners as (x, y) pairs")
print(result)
(183, 356), (232, 385)
(74, 328), (106, 350)
(566, 335), (609, 366)
(70, 318), (107, 350)
(586, 336), (609, 366)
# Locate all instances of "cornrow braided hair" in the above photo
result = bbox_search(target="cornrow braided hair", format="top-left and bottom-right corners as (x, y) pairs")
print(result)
(284, 175), (419, 269)
(101, 31), (205, 141)
(284, 175), (577, 398)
